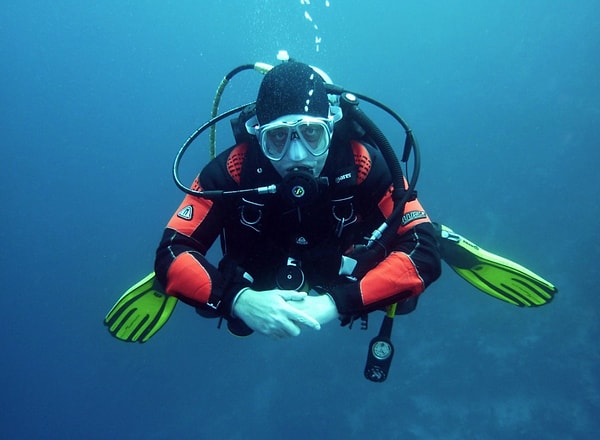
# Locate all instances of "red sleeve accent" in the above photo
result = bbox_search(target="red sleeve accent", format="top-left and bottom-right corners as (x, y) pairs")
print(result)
(166, 252), (212, 304)
(395, 197), (431, 235)
(166, 178), (214, 238)
(359, 252), (424, 305)
(377, 179), (431, 235)
(167, 144), (247, 237)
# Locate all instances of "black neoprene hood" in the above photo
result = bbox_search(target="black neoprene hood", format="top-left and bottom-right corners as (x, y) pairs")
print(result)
(255, 61), (329, 125)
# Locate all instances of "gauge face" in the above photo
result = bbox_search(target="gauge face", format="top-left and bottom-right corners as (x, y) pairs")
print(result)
(372, 341), (392, 360)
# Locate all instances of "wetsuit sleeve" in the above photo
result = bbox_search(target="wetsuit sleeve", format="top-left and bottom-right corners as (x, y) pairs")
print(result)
(154, 146), (253, 316)
(327, 143), (442, 315)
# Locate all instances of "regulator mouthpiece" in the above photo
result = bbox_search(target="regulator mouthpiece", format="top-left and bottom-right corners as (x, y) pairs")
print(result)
(279, 168), (327, 207)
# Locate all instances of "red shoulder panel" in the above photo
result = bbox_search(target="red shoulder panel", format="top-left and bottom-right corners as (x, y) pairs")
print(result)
(227, 143), (248, 184)
(350, 141), (372, 185)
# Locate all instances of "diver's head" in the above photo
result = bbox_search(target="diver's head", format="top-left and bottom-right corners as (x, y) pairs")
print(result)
(248, 61), (342, 177)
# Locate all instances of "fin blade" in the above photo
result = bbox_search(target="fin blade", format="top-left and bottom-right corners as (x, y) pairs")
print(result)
(104, 272), (178, 342)
(437, 224), (558, 307)
(104, 273), (156, 323)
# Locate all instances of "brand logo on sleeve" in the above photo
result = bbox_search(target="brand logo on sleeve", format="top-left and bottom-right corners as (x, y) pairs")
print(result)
(177, 205), (193, 220)
(401, 210), (427, 226)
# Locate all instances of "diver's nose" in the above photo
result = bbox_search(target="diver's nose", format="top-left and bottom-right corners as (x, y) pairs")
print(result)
(287, 138), (308, 161)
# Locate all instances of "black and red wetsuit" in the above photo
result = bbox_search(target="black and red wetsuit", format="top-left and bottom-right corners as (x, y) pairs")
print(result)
(155, 136), (441, 324)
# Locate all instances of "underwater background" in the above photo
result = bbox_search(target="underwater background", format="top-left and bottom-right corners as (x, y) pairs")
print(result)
(2, 1), (598, 439)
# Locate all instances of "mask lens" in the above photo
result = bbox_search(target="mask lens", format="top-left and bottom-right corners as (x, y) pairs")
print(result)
(263, 127), (291, 160)
(297, 122), (329, 156)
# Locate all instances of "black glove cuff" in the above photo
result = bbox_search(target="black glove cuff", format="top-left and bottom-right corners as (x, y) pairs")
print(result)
(217, 256), (253, 316)
(327, 281), (364, 315)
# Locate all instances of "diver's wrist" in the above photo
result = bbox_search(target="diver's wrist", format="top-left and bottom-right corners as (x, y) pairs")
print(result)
(231, 287), (251, 318)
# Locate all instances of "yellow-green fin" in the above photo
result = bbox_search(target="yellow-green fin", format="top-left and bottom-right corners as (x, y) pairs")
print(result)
(104, 272), (178, 342)
(435, 224), (558, 307)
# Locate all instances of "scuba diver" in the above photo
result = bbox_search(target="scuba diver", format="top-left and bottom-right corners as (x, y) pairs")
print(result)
(155, 60), (441, 338)
(105, 56), (557, 382)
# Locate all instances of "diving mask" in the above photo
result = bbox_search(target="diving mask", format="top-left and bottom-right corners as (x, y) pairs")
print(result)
(246, 107), (342, 161)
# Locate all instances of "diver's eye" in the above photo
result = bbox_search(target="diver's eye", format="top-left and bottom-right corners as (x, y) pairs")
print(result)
(299, 124), (324, 143)
(267, 127), (289, 145)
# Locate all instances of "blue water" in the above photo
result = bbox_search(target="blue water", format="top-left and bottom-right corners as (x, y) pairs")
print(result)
(2, 1), (598, 439)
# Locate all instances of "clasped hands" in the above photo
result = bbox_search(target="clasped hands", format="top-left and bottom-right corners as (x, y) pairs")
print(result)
(231, 288), (339, 338)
